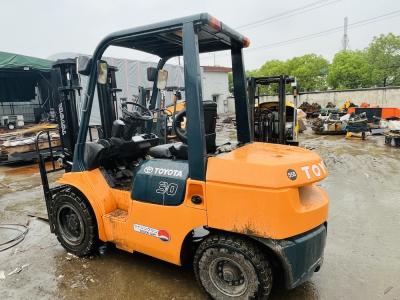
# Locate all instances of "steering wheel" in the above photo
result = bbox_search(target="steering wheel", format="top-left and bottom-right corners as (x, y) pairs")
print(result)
(121, 102), (153, 121)
(173, 109), (187, 143)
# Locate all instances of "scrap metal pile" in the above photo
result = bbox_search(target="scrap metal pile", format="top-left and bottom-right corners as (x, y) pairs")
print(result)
(299, 101), (321, 118)
(0, 123), (60, 164)
(345, 112), (369, 139)
(311, 112), (346, 135)
(384, 120), (400, 147)
(346, 113), (369, 133)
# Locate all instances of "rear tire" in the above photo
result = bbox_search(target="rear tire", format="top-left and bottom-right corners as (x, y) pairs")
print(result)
(53, 188), (97, 256)
(194, 234), (273, 300)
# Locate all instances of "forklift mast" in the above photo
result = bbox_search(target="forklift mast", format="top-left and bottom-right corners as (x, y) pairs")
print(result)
(50, 58), (121, 165)
(248, 75), (297, 145)
(97, 65), (120, 139)
(51, 59), (82, 164)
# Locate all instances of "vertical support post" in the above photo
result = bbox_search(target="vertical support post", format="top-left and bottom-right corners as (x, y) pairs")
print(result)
(231, 45), (251, 144)
(278, 76), (286, 144)
(182, 22), (206, 181)
(108, 66), (120, 120)
(292, 80), (298, 143)
(247, 78), (256, 141)
(149, 57), (169, 110)
(97, 66), (118, 139)
(97, 81), (112, 138)
(147, 58), (169, 135)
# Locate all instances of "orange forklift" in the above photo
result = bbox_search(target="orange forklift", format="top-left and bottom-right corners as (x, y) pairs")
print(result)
(36, 14), (329, 299)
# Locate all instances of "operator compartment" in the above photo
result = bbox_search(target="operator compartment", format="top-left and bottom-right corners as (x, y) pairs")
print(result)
(206, 142), (329, 239)
(83, 120), (159, 190)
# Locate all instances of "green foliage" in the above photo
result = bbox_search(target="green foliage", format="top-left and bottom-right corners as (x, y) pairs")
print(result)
(286, 54), (329, 91)
(251, 54), (329, 92)
(327, 50), (372, 89)
(228, 33), (400, 93)
(257, 60), (288, 77)
(366, 33), (400, 86)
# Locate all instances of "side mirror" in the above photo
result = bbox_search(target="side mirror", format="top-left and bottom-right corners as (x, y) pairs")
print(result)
(77, 56), (92, 76)
(176, 90), (182, 100)
(147, 67), (158, 82)
(157, 69), (168, 90)
(97, 61), (108, 84)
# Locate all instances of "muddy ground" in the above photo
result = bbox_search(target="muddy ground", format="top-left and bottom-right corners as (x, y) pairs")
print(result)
(0, 126), (399, 299)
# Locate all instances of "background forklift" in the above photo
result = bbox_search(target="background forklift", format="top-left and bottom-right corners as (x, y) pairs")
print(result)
(36, 14), (329, 299)
(248, 75), (299, 145)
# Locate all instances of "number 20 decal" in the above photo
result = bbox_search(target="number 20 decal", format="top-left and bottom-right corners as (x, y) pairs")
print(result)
(156, 181), (178, 196)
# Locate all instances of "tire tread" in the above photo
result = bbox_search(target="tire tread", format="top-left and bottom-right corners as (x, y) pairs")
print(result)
(194, 233), (273, 299)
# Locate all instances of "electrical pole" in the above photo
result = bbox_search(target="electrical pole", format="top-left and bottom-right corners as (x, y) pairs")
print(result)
(342, 16), (349, 51)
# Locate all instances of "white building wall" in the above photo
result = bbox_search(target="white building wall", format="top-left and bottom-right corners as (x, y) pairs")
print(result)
(201, 71), (230, 114)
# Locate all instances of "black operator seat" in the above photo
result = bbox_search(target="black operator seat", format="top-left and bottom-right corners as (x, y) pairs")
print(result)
(83, 119), (159, 170)
(148, 142), (188, 160)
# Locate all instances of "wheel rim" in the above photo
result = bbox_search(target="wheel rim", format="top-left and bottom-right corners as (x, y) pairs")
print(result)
(57, 203), (85, 246)
(208, 257), (248, 297)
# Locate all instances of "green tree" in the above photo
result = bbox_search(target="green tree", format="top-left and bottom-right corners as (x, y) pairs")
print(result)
(257, 60), (288, 77)
(246, 54), (329, 93)
(366, 33), (400, 86)
(249, 60), (289, 94)
(327, 50), (372, 89)
(286, 54), (329, 91)
(228, 70), (258, 93)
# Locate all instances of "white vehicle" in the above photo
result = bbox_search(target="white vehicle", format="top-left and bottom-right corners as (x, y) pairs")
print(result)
(0, 115), (24, 129)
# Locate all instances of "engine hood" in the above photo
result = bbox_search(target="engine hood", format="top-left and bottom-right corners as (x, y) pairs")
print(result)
(206, 142), (327, 189)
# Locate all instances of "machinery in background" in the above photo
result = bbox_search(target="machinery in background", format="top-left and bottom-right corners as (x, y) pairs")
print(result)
(384, 120), (400, 147)
(0, 115), (24, 130)
(311, 112), (347, 135)
(44, 57), (122, 170)
(345, 112), (369, 140)
(248, 75), (299, 145)
(145, 70), (186, 144)
(347, 107), (400, 122)
(339, 100), (357, 112)
(50, 59), (82, 166)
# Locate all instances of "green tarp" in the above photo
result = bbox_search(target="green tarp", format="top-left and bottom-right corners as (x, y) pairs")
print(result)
(0, 51), (53, 71)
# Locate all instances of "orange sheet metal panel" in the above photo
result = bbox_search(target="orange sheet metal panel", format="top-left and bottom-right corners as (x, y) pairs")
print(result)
(347, 107), (400, 119)
(58, 172), (207, 265)
(381, 108), (400, 119)
(206, 143), (329, 239)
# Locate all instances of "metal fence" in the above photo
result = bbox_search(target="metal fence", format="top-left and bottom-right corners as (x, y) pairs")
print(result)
(0, 102), (41, 123)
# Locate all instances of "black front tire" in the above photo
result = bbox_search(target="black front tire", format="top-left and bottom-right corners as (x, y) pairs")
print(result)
(53, 188), (98, 256)
(194, 234), (273, 300)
